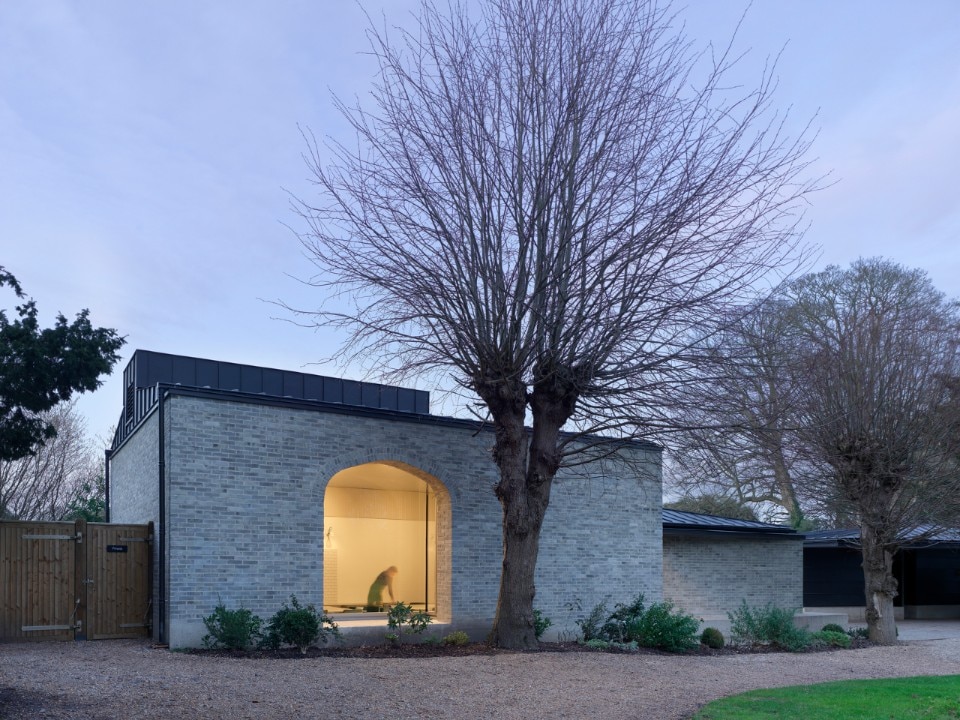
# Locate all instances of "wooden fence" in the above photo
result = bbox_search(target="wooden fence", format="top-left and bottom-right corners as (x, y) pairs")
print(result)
(0, 519), (151, 641)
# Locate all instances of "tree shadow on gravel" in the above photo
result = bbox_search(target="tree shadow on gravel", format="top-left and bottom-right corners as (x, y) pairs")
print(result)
(0, 687), (103, 720)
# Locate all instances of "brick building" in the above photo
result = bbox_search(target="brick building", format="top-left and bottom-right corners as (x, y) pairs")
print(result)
(108, 350), (662, 647)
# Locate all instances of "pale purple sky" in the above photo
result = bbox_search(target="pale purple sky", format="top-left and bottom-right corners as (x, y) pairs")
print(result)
(2, 1), (958, 442)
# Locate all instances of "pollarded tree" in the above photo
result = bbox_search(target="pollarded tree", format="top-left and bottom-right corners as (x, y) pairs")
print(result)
(789, 259), (960, 644)
(293, 0), (816, 648)
(1, 266), (124, 461)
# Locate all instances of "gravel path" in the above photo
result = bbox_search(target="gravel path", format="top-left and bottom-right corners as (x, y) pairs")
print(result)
(2, 639), (959, 719)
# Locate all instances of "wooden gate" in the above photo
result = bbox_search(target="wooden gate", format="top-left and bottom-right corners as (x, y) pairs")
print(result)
(0, 520), (77, 641)
(84, 523), (152, 639)
(0, 519), (151, 641)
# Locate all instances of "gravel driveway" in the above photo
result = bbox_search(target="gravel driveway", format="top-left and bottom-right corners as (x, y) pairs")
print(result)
(2, 639), (959, 719)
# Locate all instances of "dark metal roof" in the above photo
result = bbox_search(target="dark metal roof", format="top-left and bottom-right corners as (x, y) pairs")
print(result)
(662, 509), (798, 536)
(804, 525), (960, 548)
(114, 350), (430, 447)
(110, 350), (663, 456)
(803, 528), (858, 545)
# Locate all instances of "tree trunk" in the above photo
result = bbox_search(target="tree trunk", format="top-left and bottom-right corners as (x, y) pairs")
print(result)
(482, 375), (569, 649)
(489, 508), (546, 648)
(770, 446), (803, 528)
(487, 413), (560, 648)
(860, 524), (899, 644)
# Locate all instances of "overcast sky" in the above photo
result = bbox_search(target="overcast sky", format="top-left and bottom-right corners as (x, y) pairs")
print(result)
(2, 1), (959, 443)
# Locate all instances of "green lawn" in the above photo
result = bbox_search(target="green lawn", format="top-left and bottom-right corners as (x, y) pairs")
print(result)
(693, 675), (960, 720)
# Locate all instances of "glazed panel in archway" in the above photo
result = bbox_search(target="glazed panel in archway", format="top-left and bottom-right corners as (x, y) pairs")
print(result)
(323, 462), (438, 614)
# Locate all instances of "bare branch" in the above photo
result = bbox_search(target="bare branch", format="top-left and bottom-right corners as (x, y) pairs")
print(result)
(0, 401), (100, 520)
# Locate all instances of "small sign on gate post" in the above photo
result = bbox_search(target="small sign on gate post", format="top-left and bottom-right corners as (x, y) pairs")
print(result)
(106, 545), (128, 553)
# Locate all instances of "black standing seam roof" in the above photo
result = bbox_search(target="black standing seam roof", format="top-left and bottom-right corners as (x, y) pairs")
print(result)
(114, 349), (431, 447)
(127, 350), (429, 412)
(804, 526), (960, 547)
(110, 349), (664, 455)
(662, 509), (798, 535)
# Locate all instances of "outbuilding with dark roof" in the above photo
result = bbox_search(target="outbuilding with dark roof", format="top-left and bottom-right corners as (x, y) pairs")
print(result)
(804, 527), (960, 621)
(662, 509), (804, 624)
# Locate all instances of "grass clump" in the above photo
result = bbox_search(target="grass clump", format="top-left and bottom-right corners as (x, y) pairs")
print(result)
(810, 629), (851, 648)
(202, 599), (263, 650)
(576, 599), (608, 642)
(442, 630), (470, 646)
(693, 675), (960, 719)
(727, 601), (811, 652)
(820, 622), (846, 634)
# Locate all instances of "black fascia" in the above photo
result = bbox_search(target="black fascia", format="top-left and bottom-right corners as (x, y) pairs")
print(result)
(663, 526), (803, 540)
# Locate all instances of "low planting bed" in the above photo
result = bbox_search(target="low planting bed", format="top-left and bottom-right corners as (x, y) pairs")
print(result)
(193, 596), (871, 659)
(187, 637), (871, 660)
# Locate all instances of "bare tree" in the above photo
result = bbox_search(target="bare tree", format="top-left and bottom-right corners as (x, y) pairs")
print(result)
(670, 261), (960, 643)
(788, 259), (960, 644)
(0, 401), (101, 520)
(667, 298), (824, 527)
(293, 0), (815, 648)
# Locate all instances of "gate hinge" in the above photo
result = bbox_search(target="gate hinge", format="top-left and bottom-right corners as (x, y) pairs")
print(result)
(21, 533), (82, 542)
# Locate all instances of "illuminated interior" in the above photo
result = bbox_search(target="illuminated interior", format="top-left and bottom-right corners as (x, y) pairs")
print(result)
(323, 462), (437, 614)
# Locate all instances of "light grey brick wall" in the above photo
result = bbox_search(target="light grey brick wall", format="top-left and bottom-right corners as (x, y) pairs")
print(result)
(112, 391), (662, 647)
(538, 452), (662, 639)
(109, 411), (159, 524)
(662, 535), (803, 621)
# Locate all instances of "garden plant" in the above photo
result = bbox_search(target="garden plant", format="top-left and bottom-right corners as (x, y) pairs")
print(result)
(386, 602), (433, 646)
(202, 600), (263, 651)
(261, 595), (341, 655)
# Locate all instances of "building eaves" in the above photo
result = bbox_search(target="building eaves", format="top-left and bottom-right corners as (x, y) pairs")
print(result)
(661, 509), (799, 537)
(804, 526), (960, 548)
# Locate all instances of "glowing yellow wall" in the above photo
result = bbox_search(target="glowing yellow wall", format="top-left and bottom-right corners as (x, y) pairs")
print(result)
(323, 466), (437, 612)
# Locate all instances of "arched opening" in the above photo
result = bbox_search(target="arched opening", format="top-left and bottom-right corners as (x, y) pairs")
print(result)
(322, 462), (444, 616)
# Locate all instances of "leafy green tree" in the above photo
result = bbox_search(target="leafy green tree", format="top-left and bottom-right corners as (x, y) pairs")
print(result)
(62, 475), (106, 522)
(0, 266), (124, 461)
